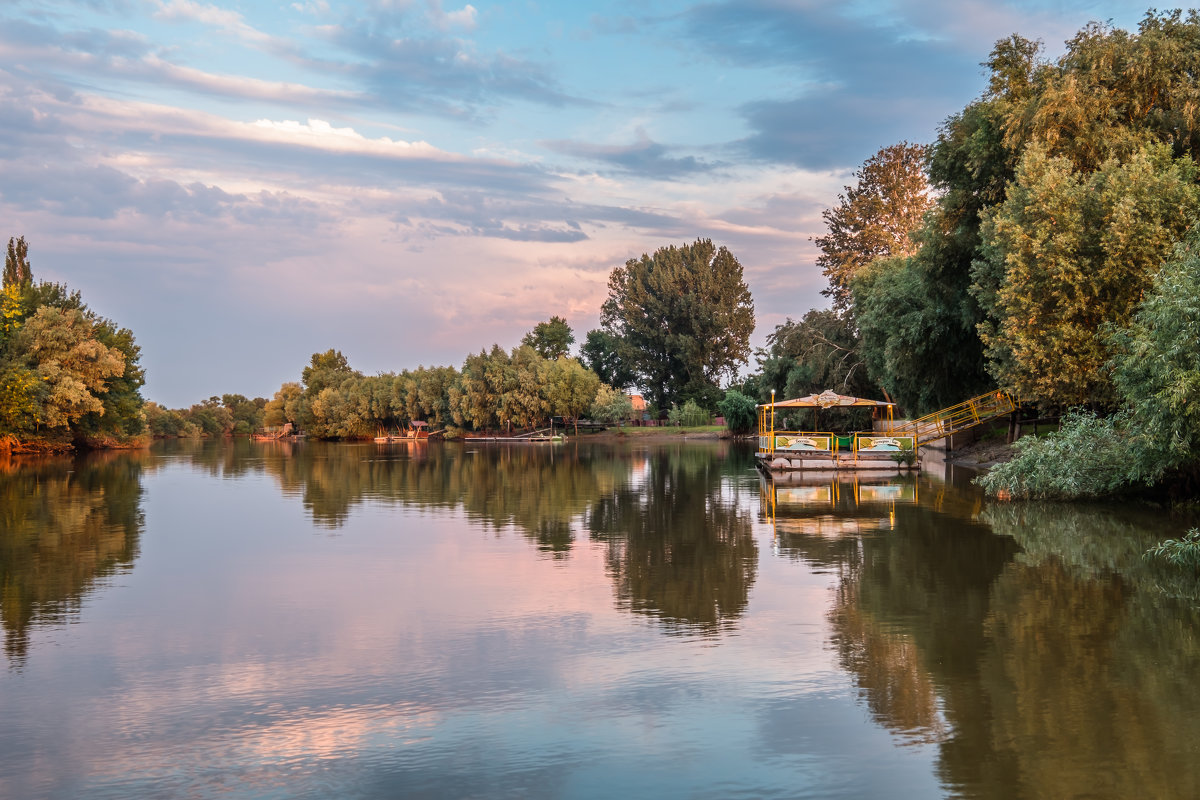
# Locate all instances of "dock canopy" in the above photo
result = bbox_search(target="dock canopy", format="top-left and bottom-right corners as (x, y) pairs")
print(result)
(759, 389), (893, 409)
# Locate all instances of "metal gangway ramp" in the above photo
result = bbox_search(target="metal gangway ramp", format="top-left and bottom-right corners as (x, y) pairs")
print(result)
(887, 391), (1017, 446)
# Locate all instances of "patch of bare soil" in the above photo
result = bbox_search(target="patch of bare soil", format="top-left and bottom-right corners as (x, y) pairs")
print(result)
(946, 438), (1016, 468)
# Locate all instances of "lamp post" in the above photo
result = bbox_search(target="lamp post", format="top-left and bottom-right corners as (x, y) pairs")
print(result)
(770, 389), (775, 455)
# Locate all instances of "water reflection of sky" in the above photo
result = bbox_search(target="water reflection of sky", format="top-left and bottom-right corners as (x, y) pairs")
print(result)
(7, 441), (1200, 799)
(0, 443), (948, 799)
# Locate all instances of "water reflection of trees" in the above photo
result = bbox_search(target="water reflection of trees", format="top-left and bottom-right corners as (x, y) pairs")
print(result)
(821, 503), (1018, 749)
(793, 486), (1200, 798)
(969, 503), (1200, 798)
(586, 446), (758, 635)
(168, 439), (760, 632)
(0, 450), (147, 664)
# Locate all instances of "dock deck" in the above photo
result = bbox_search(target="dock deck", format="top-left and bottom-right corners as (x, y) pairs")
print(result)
(756, 450), (912, 474)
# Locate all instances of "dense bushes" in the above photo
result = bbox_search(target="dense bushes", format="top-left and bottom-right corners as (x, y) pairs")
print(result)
(718, 390), (757, 435)
(977, 411), (1151, 500)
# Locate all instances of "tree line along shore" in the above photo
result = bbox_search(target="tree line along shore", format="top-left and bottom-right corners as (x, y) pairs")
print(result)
(6, 12), (1200, 513)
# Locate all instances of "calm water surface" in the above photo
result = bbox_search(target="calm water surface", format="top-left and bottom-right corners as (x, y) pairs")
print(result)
(2, 439), (1199, 799)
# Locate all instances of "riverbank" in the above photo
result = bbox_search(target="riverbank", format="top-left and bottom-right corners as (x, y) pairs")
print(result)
(943, 438), (1017, 469)
(568, 425), (732, 442)
(0, 433), (151, 455)
(571, 426), (1023, 460)
(0, 434), (74, 455)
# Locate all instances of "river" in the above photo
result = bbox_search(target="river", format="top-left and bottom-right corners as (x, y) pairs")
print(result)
(1, 438), (1198, 799)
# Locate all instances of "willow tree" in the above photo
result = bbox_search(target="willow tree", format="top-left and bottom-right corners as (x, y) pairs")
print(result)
(455, 346), (508, 431)
(600, 238), (754, 410)
(544, 356), (600, 434)
(503, 345), (549, 430)
(1110, 226), (1200, 484)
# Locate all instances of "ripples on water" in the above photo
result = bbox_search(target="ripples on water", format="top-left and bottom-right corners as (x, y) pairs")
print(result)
(1, 439), (1199, 799)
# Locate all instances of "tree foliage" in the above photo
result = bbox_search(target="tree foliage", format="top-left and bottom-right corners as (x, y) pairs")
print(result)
(255, 340), (605, 440)
(0, 238), (145, 444)
(19, 306), (126, 428)
(852, 256), (991, 415)
(3, 237), (31, 289)
(755, 309), (873, 402)
(600, 238), (754, 410)
(544, 356), (601, 433)
(976, 142), (1200, 406)
(718, 390), (757, 435)
(589, 384), (634, 425)
(1109, 226), (1200, 483)
(580, 329), (636, 391)
(667, 399), (709, 428)
(522, 316), (574, 360)
(976, 410), (1148, 500)
(813, 142), (934, 311)
(813, 12), (1200, 422)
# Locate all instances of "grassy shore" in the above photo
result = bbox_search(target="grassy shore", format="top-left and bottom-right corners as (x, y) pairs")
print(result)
(574, 424), (735, 440)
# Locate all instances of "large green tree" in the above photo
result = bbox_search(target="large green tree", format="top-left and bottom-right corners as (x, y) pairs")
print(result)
(755, 309), (872, 401)
(296, 349), (360, 432)
(852, 255), (989, 414)
(600, 238), (754, 410)
(18, 306), (126, 429)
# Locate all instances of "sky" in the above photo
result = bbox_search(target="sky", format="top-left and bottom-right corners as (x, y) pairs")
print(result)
(0, 0), (1149, 407)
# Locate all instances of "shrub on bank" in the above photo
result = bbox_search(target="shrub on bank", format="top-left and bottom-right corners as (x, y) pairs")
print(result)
(718, 390), (757, 435)
(668, 399), (709, 427)
(977, 410), (1155, 500)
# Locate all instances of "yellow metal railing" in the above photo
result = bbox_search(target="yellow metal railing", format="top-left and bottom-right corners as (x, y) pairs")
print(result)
(888, 391), (1017, 446)
(758, 432), (842, 456)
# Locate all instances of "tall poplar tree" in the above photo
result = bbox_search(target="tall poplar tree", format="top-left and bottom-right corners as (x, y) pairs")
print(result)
(3, 237), (31, 288)
(813, 142), (933, 312)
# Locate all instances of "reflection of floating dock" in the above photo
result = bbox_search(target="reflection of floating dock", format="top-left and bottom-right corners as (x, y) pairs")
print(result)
(760, 452), (911, 473)
(760, 472), (919, 538)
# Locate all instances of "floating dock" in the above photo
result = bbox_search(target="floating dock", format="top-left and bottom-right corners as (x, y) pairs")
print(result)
(756, 389), (1018, 474)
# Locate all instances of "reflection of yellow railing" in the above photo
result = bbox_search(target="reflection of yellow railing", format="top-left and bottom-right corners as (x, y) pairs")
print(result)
(887, 391), (1017, 446)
